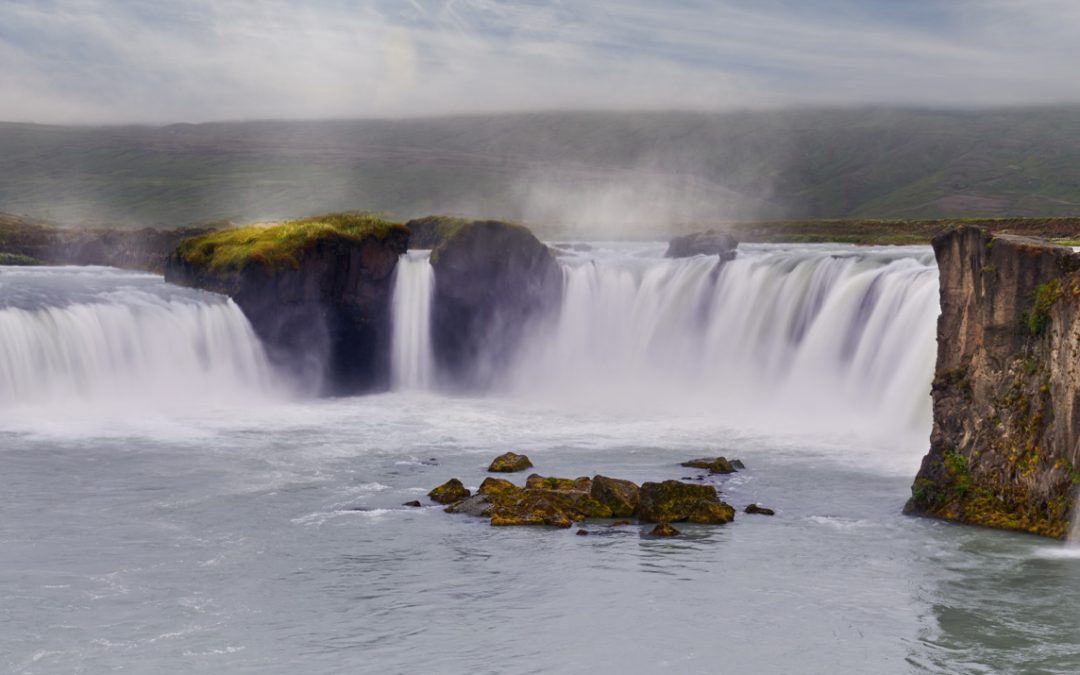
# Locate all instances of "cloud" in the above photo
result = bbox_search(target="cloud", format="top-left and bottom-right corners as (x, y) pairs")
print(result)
(1, 0), (1079, 123)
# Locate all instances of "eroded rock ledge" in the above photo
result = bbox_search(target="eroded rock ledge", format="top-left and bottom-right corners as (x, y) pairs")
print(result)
(905, 226), (1080, 538)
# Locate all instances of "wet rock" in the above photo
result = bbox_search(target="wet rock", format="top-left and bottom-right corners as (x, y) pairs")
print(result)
(589, 475), (641, 518)
(608, 520), (633, 527)
(637, 480), (734, 524)
(681, 457), (738, 474)
(402, 500), (423, 507)
(731, 459), (746, 470)
(649, 523), (681, 537)
(576, 529), (590, 536)
(478, 477), (520, 497)
(687, 501), (736, 524)
(525, 474), (592, 492)
(666, 230), (738, 260)
(745, 504), (775, 516)
(428, 478), (471, 504)
(490, 495), (573, 528)
(488, 452), (534, 473)
(445, 494), (493, 517)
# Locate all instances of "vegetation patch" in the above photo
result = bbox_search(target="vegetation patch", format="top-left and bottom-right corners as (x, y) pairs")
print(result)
(173, 212), (405, 273)
(1026, 279), (1063, 335)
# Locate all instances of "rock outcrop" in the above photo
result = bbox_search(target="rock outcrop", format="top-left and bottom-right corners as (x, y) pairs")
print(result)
(164, 213), (408, 394)
(666, 229), (738, 260)
(488, 452), (534, 473)
(905, 226), (1080, 538)
(430, 220), (562, 388)
(429, 479), (471, 504)
(637, 481), (736, 524)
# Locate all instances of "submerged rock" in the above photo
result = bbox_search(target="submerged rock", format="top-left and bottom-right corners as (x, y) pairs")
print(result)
(666, 230), (738, 260)
(488, 452), (534, 473)
(681, 457), (738, 474)
(638, 480), (735, 524)
(745, 504), (775, 516)
(589, 475), (641, 518)
(649, 523), (681, 537)
(731, 459), (746, 470)
(402, 500), (423, 508)
(576, 528), (590, 536)
(429, 478), (471, 504)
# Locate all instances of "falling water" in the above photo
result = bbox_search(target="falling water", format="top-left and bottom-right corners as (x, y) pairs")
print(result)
(505, 243), (940, 443)
(391, 252), (435, 390)
(0, 266), (278, 408)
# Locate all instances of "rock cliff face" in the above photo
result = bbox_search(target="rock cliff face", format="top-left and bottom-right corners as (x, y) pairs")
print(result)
(430, 220), (562, 388)
(906, 226), (1080, 538)
(165, 223), (408, 394)
(666, 229), (738, 259)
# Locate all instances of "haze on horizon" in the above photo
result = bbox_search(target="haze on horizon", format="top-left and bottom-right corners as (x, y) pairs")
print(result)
(3, 0), (1080, 125)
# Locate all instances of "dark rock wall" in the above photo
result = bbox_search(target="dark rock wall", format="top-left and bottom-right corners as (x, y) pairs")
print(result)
(906, 226), (1080, 537)
(430, 220), (562, 389)
(165, 230), (407, 395)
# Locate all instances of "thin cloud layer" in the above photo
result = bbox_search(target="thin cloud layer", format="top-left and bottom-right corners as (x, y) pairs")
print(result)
(2, 0), (1079, 124)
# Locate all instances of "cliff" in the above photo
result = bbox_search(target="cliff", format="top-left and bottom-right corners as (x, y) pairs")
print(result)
(430, 220), (562, 388)
(165, 213), (409, 394)
(906, 226), (1080, 538)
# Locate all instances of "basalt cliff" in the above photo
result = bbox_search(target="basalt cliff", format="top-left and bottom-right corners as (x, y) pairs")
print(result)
(906, 226), (1080, 538)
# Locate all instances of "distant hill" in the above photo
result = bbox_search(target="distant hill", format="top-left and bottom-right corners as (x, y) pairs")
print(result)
(3, 108), (1080, 234)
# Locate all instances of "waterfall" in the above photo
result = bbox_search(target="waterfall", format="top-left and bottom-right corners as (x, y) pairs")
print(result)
(0, 266), (278, 408)
(391, 252), (435, 390)
(506, 243), (940, 442)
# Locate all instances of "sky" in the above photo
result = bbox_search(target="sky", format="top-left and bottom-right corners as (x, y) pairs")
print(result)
(2, 0), (1080, 124)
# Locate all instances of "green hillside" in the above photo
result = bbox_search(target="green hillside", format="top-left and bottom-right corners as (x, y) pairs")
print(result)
(3, 107), (1080, 233)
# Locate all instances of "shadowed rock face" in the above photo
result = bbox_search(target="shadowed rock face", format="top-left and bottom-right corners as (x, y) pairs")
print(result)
(430, 220), (562, 389)
(906, 226), (1080, 538)
(165, 229), (407, 395)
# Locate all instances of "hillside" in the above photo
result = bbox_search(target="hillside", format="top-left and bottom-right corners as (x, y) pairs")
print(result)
(3, 107), (1080, 233)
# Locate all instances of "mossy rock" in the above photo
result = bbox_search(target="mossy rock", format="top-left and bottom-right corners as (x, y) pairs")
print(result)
(681, 457), (738, 474)
(488, 452), (534, 473)
(478, 477), (520, 497)
(638, 480), (732, 524)
(490, 495), (573, 528)
(687, 501), (736, 524)
(172, 212), (405, 273)
(428, 478), (471, 504)
(589, 475), (641, 518)
(649, 523), (681, 537)
(525, 474), (592, 492)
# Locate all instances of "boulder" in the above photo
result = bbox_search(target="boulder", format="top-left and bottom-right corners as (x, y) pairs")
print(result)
(637, 480), (734, 524)
(478, 477), (520, 497)
(589, 475), (641, 518)
(681, 457), (738, 474)
(428, 478), (471, 504)
(745, 504), (775, 516)
(445, 493), (493, 517)
(649, 523), (681, 537)
(488, 452), (534, 473)
(490, 495), (573, 528)
(430, 220), (563, 388)
(666, 230), (738, 260)
(525, 474), (592, 492)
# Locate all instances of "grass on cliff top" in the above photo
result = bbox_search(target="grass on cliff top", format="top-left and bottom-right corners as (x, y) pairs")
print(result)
(175, 212), (404, 272)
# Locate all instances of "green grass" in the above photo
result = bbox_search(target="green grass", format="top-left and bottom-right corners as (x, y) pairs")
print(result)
(174, 212), (404, 273)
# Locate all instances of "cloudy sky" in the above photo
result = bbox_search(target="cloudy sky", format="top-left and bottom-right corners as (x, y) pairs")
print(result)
(2, 0), (1079, 124)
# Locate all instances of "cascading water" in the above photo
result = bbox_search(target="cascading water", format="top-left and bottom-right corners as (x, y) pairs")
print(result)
(391, 252), (435, 390)
(0, 266), (278, 408)
(503, 242), (940, 446)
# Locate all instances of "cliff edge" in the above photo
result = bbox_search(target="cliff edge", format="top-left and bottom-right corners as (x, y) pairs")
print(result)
(165, 213), (408, 395)
(906, 226), (1080, 538)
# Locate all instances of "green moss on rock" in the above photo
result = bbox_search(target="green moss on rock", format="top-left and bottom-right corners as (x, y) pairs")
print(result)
(487, 452), (534, 473)
(428, 478), (471, 504)
(172, 212), (405, 273)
